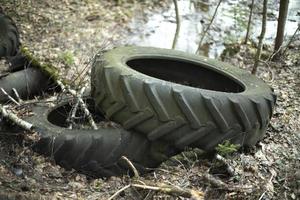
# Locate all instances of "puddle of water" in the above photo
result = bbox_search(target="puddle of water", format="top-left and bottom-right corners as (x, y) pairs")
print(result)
(126, 0), (299, 59)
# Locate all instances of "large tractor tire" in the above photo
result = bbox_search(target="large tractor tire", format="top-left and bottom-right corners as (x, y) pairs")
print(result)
(91, 46), (276, 151)
(25, 97), (178, 178)
(0, 10), (20, 58)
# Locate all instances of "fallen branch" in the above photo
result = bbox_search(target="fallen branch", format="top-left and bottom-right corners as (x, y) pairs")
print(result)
(67, 85), (86, 129)
(121, 156), (140, 178)
(215, 154), (235, 177)
(108, 184), (131, 200)
(57, 80), (98, 130)
(108, 181), (204, 200)
(0, 104), (33, 131)
(0, 88), (20, 106)
(131, 182), (204, 199)
(12, 88), (22, 104)
(202, 173), (253, 192)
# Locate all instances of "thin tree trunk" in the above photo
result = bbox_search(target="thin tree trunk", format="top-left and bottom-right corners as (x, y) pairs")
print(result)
(172, 0), (181, 49)
(252, 0), (268, 74)
(244, 0), (255, 44)
(196, 0), (222, 54)
(281, 24), (299, 56)
(273, 0), (289, 60)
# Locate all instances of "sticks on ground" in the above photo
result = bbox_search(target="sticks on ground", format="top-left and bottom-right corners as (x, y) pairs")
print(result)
(215, 153), (235, 177)
(67, 85), (87, 129)
(121, 156), (140, 179)
(0, 104), (33, 131)
(57, 80), (98, 130)
(109, 181), (204, 200)
(0, 88), (20, 106)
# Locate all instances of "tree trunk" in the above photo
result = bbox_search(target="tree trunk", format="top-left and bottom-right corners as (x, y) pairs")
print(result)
(273, 0), (289, 60)
(244, 0), (255, 44)
(196, 0), (222, 54)
(172, 0), (181, 49)
(251, 0), (268, 74)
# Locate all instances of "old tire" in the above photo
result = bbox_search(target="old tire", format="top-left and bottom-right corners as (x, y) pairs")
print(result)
(25, 97), (178, 177)
(0, 11), (20, 58)
(0, 68), (53, 103)
(91, 46), (276, 151)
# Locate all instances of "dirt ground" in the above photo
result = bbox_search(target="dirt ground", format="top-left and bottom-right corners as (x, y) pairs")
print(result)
(0, 0), (299, 199)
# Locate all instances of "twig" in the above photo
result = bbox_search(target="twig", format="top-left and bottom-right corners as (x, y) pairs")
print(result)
(131, 183), (204, 199)
(0, 88), (20, 106)
(281, 24), (300, 56)
(252, 0), (268, 74)
(108, 184), (131, 200)
(0, 104), (33, 131)
(202, 173), (229, 190)
(196, 0), (223, 54)
(121, 156), (140, 178)
(57, 80), (98, 130)
(244, 0), (255, 44)
(12, 88), (22, 103)
(258, 173), (275, 200)
(215, 154), (235, 177)
(67, 85), (86, 129)
(172, 0), (181, 49)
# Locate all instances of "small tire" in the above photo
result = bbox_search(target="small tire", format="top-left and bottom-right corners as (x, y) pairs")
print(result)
(0, 11), (20, 58)
(91, 46), (276, 151)
(25, 97), (178, 177)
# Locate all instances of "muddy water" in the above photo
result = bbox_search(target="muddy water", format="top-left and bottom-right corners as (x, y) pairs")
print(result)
(127, 0), (299, 59)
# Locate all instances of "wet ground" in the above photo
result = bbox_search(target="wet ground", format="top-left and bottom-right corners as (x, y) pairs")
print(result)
(0, 0), (300, 199)
(126, 0), (300, 58)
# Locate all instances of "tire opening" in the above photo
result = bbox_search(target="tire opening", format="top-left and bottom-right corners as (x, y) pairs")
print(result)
(126, 58), (244, 93)
(47, 98), (104, 128)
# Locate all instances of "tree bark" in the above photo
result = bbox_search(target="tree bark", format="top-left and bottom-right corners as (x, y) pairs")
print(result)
(244, 0), (255, 44)
(252, 0), (268, 74)
(196, 0), (222, 54)
(273, 0), (289, 60)
(172, 0), (181, 49)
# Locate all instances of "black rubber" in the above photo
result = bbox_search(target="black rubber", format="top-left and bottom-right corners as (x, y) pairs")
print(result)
(0, 68), (53, 103)
(91, 46), (276, 151)
(0, 10), (20, 58)
(25, 97), (178, 178)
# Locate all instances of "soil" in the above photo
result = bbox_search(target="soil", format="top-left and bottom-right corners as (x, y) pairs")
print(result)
(0, 0), (299, 199)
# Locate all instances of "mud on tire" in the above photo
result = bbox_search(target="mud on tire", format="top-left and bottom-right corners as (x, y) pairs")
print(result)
(91, 46), (276, 151)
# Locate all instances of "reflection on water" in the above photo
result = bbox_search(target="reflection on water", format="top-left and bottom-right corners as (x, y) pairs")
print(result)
(127, 0), (299, 59)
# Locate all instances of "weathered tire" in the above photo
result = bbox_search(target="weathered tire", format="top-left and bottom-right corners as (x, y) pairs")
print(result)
(91, 46), (276, 151)
(0, 11), (20, 58)
(0, 68), (53, 103)
(25, 97), (178, 177)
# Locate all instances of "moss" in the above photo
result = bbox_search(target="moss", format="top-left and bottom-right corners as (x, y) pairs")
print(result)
(20, 46), (65, 84)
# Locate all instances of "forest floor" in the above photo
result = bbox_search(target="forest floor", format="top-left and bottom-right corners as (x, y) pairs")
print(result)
(0, 0), (299, 199)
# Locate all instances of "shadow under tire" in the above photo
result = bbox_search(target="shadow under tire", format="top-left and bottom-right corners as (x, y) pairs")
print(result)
(91, 46), (276, 151)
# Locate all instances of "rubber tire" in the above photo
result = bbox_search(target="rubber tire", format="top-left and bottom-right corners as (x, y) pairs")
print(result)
(0, 68), (53, 103)
(91, 46), (276, 151)
(0, 11), (20, 58)
(25, 97), (178, 178)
